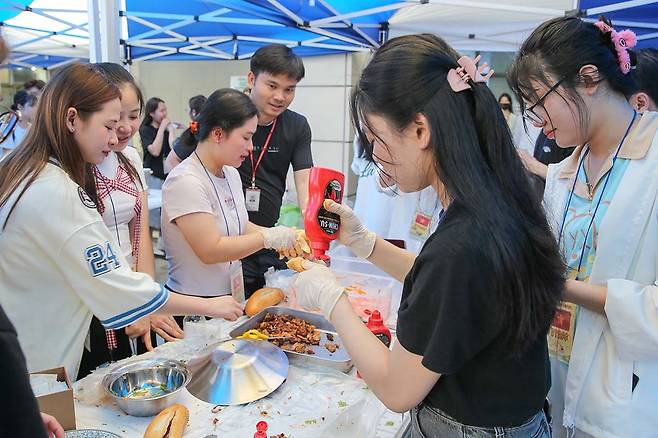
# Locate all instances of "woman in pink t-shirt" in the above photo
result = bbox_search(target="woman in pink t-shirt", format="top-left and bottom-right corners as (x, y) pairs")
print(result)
(162, 89), (303, 316)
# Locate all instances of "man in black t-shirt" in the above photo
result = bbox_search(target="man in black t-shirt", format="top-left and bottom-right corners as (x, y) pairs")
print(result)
(237, 44), (313, 297)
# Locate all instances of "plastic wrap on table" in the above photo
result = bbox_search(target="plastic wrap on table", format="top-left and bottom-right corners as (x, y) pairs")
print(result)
(75, 361), (387, 437)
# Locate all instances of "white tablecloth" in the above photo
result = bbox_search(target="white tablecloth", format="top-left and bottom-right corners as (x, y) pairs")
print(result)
(73, 317), (408, 437)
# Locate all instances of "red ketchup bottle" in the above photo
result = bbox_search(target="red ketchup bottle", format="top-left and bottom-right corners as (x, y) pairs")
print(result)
(365, 309), (391, 347)
(304, 166), (345, 262)
(357, 310), (392, 379)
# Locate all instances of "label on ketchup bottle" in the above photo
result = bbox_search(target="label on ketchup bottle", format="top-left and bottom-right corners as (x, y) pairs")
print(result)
(317, 179), (342, 235)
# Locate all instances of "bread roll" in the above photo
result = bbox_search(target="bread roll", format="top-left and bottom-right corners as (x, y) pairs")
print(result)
(143, 404), (189, 438)
(245, 287), (285, 317)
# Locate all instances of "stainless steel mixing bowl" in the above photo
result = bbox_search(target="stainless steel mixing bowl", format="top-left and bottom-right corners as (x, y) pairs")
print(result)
(101, 358), (191, 417)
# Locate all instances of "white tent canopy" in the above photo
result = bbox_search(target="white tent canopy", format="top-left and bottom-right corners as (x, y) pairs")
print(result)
(389, 0), (658, 51)
(389, 0), (576, 52)
(1, 0), (90, 69)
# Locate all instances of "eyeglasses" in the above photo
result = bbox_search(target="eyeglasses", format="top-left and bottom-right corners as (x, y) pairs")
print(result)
(522, 79), (564, 126)
(0, 111), (19, 145)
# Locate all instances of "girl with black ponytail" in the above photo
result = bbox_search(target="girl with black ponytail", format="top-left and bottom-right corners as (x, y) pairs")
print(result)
(160, 88), (308, 322)
(292, 33), (563, 437)
(509, 16), (658, 438)
(164, 94), (207, 172)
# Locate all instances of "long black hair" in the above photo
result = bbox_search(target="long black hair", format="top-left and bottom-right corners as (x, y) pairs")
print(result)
(140, 97), (164, 129)
(177, 88), (257, 150)
(498, 92), (514, 113)
(351, 33), (564, 354)
(507, 16), (637, 141)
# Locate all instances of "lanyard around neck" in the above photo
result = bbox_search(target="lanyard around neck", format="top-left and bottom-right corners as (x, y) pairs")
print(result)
(249, 118), (277, 188)
(557, 111), (636, 280)
(194, 151), (241, 239)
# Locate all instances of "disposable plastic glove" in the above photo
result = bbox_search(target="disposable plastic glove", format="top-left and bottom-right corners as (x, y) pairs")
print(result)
(292, 261), (345, 320)
(260, 226), (298, 252)
(323, 199), (377, 259)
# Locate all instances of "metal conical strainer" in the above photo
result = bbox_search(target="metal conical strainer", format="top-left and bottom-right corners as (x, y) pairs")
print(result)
(186, 339), (288, 405)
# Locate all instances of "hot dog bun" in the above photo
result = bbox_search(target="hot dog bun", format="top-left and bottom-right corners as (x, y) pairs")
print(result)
(245, 287), (285, 317)
(143, 404), (189, 438)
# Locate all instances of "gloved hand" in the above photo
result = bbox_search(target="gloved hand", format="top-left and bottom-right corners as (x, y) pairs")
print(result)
(260, 226), (298, 252)
(323, 199), (377, 259)
(278, 229), (312, 260)
(292, 261), (345, 320)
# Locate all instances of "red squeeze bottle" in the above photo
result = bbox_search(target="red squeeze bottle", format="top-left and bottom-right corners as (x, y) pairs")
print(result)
(304, 166), (345, 262)
(365, 309), (391, 347)
(357, 309), (392, 379)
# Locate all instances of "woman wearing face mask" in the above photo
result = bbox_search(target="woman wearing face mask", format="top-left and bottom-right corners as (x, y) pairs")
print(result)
(508, 16), (658, 438)
(76, 64), (184, 379)
(0, 64), (244, 380)
(162, 89), (306, 323)
(292, 34), (564, 437)
(1, 90), (38, 160)
(498, 92), (516, 130)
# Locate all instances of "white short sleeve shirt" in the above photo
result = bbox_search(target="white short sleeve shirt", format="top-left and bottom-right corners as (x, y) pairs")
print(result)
(161, 156), (248, 296)
(0, 163), (167, 378)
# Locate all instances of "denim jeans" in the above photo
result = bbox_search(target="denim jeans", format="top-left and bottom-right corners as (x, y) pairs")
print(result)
(407, 403), (552, 438)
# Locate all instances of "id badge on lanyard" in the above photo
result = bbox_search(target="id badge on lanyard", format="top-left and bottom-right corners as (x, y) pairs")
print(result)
(230, 262), (245, 303)
(409, 196), (439, 241)
(549, 113), (635, 366)
(245, 187), (261, 212)
(548, 300), (578, 365)
(409, 211), (432, 240)
(248, 118), (277, 212)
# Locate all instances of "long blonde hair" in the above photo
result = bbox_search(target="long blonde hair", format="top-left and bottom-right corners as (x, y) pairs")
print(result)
(0, 63), (120, 228)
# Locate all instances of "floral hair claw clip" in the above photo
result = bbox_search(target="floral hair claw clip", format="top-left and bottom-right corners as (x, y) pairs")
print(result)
(447, 55), (494, 93)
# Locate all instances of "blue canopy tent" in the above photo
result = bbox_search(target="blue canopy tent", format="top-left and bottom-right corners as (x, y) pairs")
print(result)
(580, 0), (658, 49)
(122, 0), (404, 62)
(1, 0), (658, 69)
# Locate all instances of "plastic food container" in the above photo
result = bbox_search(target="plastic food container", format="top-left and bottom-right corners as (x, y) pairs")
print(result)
(333, 269), (395, 322)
